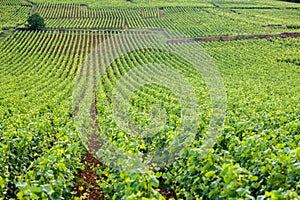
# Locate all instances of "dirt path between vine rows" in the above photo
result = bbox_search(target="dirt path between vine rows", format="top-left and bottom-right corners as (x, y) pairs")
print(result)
(74, 152), (104, 199)
(72, 35), (177, 199)
(167, 31), (300, 43)
(73, 44), (105, 199)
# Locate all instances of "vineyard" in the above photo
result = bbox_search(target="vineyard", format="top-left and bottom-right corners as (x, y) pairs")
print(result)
(32, 4), (300, 37)
(0, 0), (300, 199)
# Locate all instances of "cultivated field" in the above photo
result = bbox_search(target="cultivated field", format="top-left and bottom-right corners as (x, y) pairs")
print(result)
(0, 0), (299, 199)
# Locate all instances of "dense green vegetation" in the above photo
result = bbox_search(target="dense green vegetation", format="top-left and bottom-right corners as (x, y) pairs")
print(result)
(33, 3), (300, 37)
(0, 0), (299, 199)
(29, 0), (300, 8)
(27, 13), (45, 30)
(95, 34), (300, 199)
(0, 6), (30, 29)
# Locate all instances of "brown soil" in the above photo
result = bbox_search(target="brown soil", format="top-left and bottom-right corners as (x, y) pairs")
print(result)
(157, 189), (176, 199)
(159, 8), (165, 18)
(124, 19), (128, 29)
(73, 151), (176, 199)
(74, 152), (105, 200)
(167, 32), (300, 43)
(265, 25), (288, 29)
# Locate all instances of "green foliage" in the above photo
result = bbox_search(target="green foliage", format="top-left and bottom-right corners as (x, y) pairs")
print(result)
(0, 6), (30, 29)
(34, 4), (300, 37)
(0, 0), (300, 199)
(29, 0), (300, 8)
(96, 37), (300, 199)
(0, 31), (85, 199)
(1, 30), (300, 199)
(27, 13), (45, 30)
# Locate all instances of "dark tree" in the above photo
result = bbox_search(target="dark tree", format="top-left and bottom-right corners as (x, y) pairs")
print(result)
(282, 0), (300, 2)
(27, 13), (45, 30)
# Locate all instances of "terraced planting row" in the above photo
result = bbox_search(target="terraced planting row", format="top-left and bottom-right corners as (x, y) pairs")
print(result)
(0, 6), (31, 29)
(30, 0), (212, 8)
(37, 3), (161, 19)
(228, 8), (300, 28)
(212, 0), (300, 8)
(30, 0), (300, 9)
(0, 30), (299, 199)
(0, 0), (28, 6)
(33, 4), (300, 37)
(1, 1), (299, 37)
